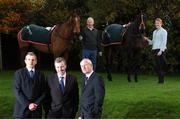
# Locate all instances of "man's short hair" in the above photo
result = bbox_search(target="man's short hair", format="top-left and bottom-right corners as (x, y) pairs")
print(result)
(54, 57), (66, 65)
(25, 52), (37, 60)
(80, 58), (93, 67)
(87, 17), (94, 23)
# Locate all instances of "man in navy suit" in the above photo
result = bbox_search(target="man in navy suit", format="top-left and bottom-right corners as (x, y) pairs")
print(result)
(79, 58), (105, 119)
(47, 57), (79, 119)
(13, 52), (46, 118)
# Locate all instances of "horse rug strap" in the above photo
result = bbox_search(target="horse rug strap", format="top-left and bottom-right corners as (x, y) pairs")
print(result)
(101, 24), (126, 46)
(21, 24), (52, 44)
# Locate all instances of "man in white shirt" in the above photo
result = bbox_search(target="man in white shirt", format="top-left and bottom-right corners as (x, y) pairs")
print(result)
(144, 18), (168, 84)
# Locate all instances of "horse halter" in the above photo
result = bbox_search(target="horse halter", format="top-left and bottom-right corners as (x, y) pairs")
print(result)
(139, 14), (146, 30)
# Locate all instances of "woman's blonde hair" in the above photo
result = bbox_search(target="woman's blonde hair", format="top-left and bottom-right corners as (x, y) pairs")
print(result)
(155, 18), (163, 25)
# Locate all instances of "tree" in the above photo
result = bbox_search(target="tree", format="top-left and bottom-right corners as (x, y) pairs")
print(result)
(0, 0), (45, 33)
(0, 34), (2, 71)
(0, 0), (44, 70)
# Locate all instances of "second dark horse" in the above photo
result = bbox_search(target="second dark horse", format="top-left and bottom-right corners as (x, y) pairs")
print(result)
(101, 12), (147, 82)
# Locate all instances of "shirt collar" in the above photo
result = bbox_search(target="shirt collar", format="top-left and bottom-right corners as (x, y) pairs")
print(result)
(87, 27), (94, 31)
(57, 72), (66, 80)
(85, 71), (94, 79)
(26, 67), (35, 72)
(156, 27), (162, 31)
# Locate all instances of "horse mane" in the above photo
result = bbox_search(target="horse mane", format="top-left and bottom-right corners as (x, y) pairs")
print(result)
(53, 13), (79, 40)
(128, 22), (141, 35)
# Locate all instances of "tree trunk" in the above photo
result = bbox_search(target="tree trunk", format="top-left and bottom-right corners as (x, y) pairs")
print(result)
(0, 33), (2, 71)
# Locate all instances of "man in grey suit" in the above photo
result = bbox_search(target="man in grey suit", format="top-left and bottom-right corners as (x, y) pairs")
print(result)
(13, 52), (46, 118)
(47, 57), (79, 119)
(79, 58), (105, 119)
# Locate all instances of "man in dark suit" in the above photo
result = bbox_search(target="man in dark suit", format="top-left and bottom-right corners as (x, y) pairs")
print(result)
(79, 58), (105, 119)
(47, 57), (79, 119)
(13, 52), (46, 118)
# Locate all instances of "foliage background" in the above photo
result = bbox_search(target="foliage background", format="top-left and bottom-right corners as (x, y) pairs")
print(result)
(0, 0), (179, 73)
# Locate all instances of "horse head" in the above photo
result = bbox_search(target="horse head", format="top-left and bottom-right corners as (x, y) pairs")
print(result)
(125, 11), (148, 50)
(135, 11), (147, 35)
(69, 13), (81, 34)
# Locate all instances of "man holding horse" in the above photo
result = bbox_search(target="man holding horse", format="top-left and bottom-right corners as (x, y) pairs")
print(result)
(80, 17), (101, 71)
(13, 52), (46, 118)
(144, 18), (168, 84)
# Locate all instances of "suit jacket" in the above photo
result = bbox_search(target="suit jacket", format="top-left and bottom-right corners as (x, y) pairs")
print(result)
(47, 73), (79, 118)
(80, 72), (105, 118)
(13, 67), (46, 117)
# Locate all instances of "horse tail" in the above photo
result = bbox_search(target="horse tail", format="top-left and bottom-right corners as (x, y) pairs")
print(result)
(17, 29), (23, 48)
(101, 30), (111, 46)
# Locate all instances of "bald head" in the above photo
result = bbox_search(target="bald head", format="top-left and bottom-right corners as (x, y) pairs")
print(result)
(80, 58), (93, 74)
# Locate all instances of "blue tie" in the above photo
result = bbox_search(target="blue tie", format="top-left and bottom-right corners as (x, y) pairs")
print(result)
(60, 77), (65, 93)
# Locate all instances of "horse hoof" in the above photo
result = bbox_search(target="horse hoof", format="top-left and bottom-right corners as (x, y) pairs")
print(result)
(107, 75), (112, 81)
(108, 79), (112, 81)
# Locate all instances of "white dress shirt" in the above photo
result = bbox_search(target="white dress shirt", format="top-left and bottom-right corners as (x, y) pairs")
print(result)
(148, 27), (167, 52)
(26, 67), (35, 73)
(85, 71), (94, 79)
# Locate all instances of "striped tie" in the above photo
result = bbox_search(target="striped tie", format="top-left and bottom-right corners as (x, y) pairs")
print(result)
(85, 77), (88, 85)
(60, 77), (65, 93)
(29, 70), (34, 78)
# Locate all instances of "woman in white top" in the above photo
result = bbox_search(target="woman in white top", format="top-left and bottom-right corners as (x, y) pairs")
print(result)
(144, 18), (167, 84)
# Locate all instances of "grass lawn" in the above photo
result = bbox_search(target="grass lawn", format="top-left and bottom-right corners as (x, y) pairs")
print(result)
(0, 70), (180, 118)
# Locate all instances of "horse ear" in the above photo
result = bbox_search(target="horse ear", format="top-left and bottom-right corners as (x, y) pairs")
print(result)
(73, 9), (81, 16)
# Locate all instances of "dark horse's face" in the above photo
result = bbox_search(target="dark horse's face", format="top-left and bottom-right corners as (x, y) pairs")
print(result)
(69, 13), (81, 34)
(130, 12), (148, 49)
(136, 12), (147, 35)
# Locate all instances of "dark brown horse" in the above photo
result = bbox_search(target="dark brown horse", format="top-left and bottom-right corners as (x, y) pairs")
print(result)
(101, 12), (147, 81)
(17, 13), (80, 64)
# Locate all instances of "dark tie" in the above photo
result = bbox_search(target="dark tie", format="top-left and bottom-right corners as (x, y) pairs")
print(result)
(85, 77), (88, 85)
(29, 70), (34, 78)
(59, 77), (65, 93)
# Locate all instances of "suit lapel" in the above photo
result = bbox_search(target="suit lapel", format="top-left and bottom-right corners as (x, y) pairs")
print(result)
(64, 74), (70, 93)
(86, 72), (95, 86)
(54, 74), (63, 94)
(24, 68), (31, 78)
(82, 73), (95, 93)
(82, 75), (86, 93)
(33, 70), (38, 79)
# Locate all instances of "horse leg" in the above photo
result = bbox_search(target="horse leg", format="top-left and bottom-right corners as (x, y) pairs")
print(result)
(134, 72), (138, 82)
(127, 66), (131, 82)
(133, 50), (141, 82)
(134, 59), (138, 82)
(104, 46), (112, 81)
(133, 59), (138, 82)
(127, 51), (132, 82)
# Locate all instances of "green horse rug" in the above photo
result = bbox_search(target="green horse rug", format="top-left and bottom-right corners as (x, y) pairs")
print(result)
(101, 24), (127, 46)
(20, 24), (53, 45)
